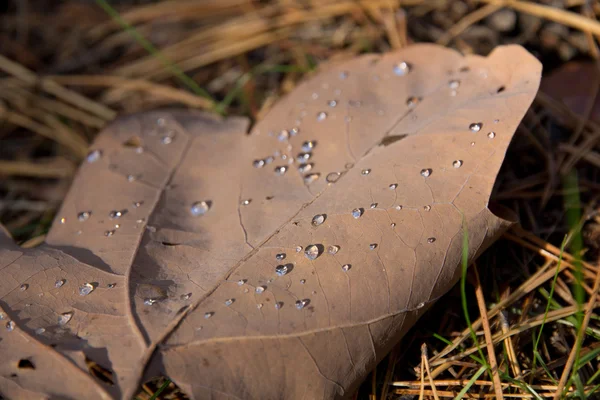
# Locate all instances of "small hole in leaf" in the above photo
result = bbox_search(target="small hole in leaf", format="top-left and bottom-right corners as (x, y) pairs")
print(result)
(496, 86), (505, 93)
(18, 359), (35, 370)
(379, 134), (408, 147)
(86, 357), (114, 386)
(123, 136), (143, 148)
(266, 196), (274, 200)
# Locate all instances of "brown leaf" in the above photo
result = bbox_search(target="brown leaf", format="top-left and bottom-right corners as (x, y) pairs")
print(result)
(0, 44), (540, 400)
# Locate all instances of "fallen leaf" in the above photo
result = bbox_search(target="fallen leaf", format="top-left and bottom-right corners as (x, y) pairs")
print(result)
(0, 44), (541, 400)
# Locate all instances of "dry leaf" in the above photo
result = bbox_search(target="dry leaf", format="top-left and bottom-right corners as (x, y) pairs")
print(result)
(0, 44), (541, 400)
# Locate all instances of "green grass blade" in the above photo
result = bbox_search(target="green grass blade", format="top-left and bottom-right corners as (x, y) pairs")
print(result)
(148, 378), (171, 400)
(455, 365), (487, 400)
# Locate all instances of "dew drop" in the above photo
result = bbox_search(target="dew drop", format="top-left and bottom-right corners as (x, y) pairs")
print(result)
(255, 286), (266, 294)
(423, 205), (431, 212)
(469, 122), (482, 132)
(304, 244), (320, 260)
(389, 183), (398, 190)
(427, 237), (436, 243)
(241, 199), (252, 206)
(342, 264), (351, 272)
(35, 327), (46, 335)
(58, 312), (73, 326)
(275, 302), (283, 310)
(300, 279), (306, 284)
(224, 298), (234, 306)
(328, 245), (340, 255)
(20, 284), (28, 291)
(204, 312), (213, 319)
(453, 160), (463, 168)
(361, 169), (371, 176)
(277, 130), (290, 141)
(312, 214), (325, 226)
(370, 203), (377, 209)
(77, 211), (91, 222)
(276, 253), (286, 261)
(58, 217), (67, 224)
(104, 230), (115, 237)
(421, 168), (432, 177)
(417, 302), (425, 309)
(369, 243), (378, 250)
(295, 299), (309, 310)
(304, 173), (320, 184)
(6, 320), (15, 331)
(352, 208), (363, 219)
(127, 175), (137, 182)
(297, 152), (312, 162)
(298, 163), (313, 173)
(301, 141), (317, 152)
(191, 201), (210, 216)
(395, 205), (403, 210)
(296, 245), (303, 252)
(316, 112), (327, 121)
(0, 313), (4, 320)
(181, 293), (191, 300)
(275, 265), (289, 276)
(391, 223), (396, 228)
(109, 209), (126, 219)
(328, 100), (337, 107)
(275, 165), (288, 175)
(326, 172), (341, 183)
(78, 283), (94, 296)
(340, 71), (349, 80)
(237, 279), (246, 286)
(290, 127), (299, 136)
(253, 159), (265, 168)
(144, 298), (157, 306)
(54, 279), (65, 288)
(108, 283), (116, 289)
(487, 131), (496, 139)
(393, 61), (411, 76)
(86, 150), (102, 163)
(257, 303), (263, 309)
(133, 201), (143, 208)
(406, 96), (421, 108)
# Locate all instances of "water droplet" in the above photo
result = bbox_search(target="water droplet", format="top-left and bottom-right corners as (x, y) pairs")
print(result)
(277, 130), (290, 141)
(134, 201), (146, 209)
(453, 160), (463, 168)
(297, 152), (312, 162)
(449, 80), (460, 89)
(406, 96), (421, 108)
(20, 284), (28, 291)
(55, 279), (65, 288)
(296, 245), (303, 252)
(114, 224), (120, 229)
(298, 163), (313, 173)
(295, 299), (309, 310)
(144, 298), (157, 306)
(369, 243), (377, 250)
(342, 264), (351, 272)
(237, 279), (246, 286)
(127, 174), (137, 182)
(104, 230), (115, 237)
(316, 112), (327, 121)
(370, 203), (378, 209)
(290, 127), (299, 136)
(109, 209), (126, 219)
(0, 313), (4, 320)
(6, 320), (15, 331)
(395, 205), (403, 210)
(361, 169), (371, 176)
(391, 222), (396, 228)
(86, 150), (102, 163)
(427, 237), (436, 243)
(58, 312), (73, 326)
(469, 122), (482, 132)
(257, 303), (263, 309)
(161, 136), (173, 145)
(312, 214), (325, 226)
(181, 293), (191, 300)
(204, 312), (214, 319)
(275, 165), (288, 175)
(417, 302), (425, 309)
(393, 61), (411, 76)
(302, 141), (317, 152)
(35, 327), (45, 335)
(276, 253), (286, 261)
(328, 100), (337, 108)
(136, 219), (146, 224)
(255, 286), (266, 294)
(77, 211), (91, 222)
(275, 265), (289, 276)
(470, 141), (476, 146)
(253, 159), (265, 168)
(300, 279), (306, 284)
(304, 244), (320, 260)
(224, 298), (234, 306)
(304, 173), (320, 184)
(340, 71), (349, 80)
(389, 183), (398, 190)
(328, 245), (340, 255)
(351, 208), (363, 219)
(59, 217), (66, 224)
(423, 205), (431, 212)
(487, 131), (496, 139)
(79, 283), (94, 296)
(191, 201), (210, 216)
(420, 168), (432, 177)
(108, 283), (116, 289)
(241, 199), (252, 206)
(326, 172), (341, 183)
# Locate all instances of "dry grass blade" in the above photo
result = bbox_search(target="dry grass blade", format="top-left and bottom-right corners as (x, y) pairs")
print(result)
(0, 159), (75, 178)
(437, 4), (501, 46)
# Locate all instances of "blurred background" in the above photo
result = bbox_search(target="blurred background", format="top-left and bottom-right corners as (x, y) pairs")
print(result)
(0, 1), (599, 399)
